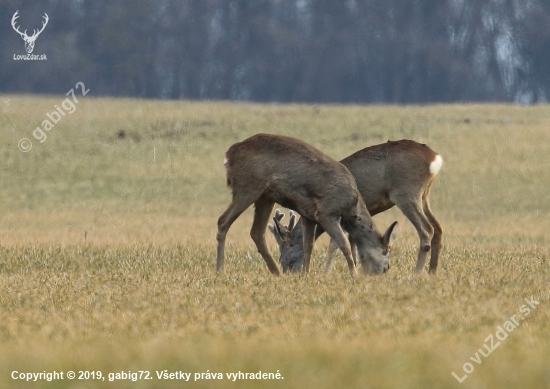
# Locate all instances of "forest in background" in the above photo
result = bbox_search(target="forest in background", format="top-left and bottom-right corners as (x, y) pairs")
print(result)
(1, 0), (549, 103)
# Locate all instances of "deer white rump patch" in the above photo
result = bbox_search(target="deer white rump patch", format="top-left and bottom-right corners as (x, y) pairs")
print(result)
(429, 155), (443, 175)
(223, 156), (229, 165)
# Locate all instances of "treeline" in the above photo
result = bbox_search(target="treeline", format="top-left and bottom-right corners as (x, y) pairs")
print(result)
(1, 0), (549, 103)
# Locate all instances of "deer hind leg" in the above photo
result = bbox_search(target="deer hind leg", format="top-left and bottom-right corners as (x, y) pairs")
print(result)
(392, 193), (434, 273)
(301, 218), (316, 273)
(250, 198), (281, 275)
(422, 196), (442, 274)
(216, 190), (262, 272)
(317, 217), (357, 277)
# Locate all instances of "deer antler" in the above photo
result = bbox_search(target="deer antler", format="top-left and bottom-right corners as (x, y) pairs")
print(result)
(11, 11), (27, 38)
(273, 209), (285, 222)
(269, 209), (295, 243)
(271, 209), (286, 238)
(274, 210), (296, 233)
(287, 210), (296, 231)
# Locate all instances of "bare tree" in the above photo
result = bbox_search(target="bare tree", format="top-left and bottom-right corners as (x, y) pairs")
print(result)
(216, 133), (397, 277)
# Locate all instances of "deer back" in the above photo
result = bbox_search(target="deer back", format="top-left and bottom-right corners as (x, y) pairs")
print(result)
(340, 140), (440, 212)
(224, 133), (361, 220)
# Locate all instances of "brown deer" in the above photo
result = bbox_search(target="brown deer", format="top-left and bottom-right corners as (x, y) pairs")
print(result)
(216, 133), (398, 277)
(269, 140), (443, 274)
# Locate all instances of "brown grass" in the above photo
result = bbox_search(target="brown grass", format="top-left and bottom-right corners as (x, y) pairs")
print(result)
(0, 95), (549, 388)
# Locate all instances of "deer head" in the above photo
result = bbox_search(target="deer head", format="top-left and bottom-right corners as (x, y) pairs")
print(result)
(270, 208), (398, 274)
(268, 209), (304, 272)
(12, 11), (49, 54)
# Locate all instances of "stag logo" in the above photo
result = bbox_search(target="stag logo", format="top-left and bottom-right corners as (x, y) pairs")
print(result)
(11, 10), (49, 54)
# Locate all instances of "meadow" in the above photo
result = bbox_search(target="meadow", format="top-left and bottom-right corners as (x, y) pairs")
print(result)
(0, 95), (549, 388)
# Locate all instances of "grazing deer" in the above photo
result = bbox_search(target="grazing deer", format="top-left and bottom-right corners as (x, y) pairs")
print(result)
(216, 133), (398, 277)
(269, 140), (443, 274)
(11, 11), (49, 54)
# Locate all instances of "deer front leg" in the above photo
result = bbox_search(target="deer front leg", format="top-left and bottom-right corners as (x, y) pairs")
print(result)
(301, 218), (316, 273)
(325, 238), (339, 273)
(349, 235), (357, 266)
(325, 234), (356, 274)
(318, 217), (357, 277)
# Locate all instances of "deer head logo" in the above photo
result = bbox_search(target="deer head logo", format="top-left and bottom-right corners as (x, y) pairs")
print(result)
(11, 11), (49, 54)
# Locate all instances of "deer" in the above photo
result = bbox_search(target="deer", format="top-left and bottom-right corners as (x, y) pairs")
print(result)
(11, 11), (49, 54)
(216, 133), (398, 277)
(269, 139), (443, 274)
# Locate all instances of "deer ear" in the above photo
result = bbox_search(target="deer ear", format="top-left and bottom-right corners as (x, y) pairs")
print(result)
(382, 221), (398, 249)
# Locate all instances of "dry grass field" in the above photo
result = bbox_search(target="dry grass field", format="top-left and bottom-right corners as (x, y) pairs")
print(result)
(0, 95), (549, 388)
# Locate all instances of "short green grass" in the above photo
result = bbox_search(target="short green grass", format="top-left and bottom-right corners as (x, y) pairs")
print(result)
(0, 95), (549, 388)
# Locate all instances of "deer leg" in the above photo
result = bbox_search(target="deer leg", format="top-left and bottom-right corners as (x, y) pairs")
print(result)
(317, 217), (357, 277)
(301, 218), (316, 273)
(325, 238), (339, 273)
(393, 195), (434, 273)
(423, 197), (442, 275)
(216, 194), (260, 272)
(250, 199), (281, 275)
(325, 233), (355, 273)
(349, 235), (357, 266)
(314, 225), (325, 239)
